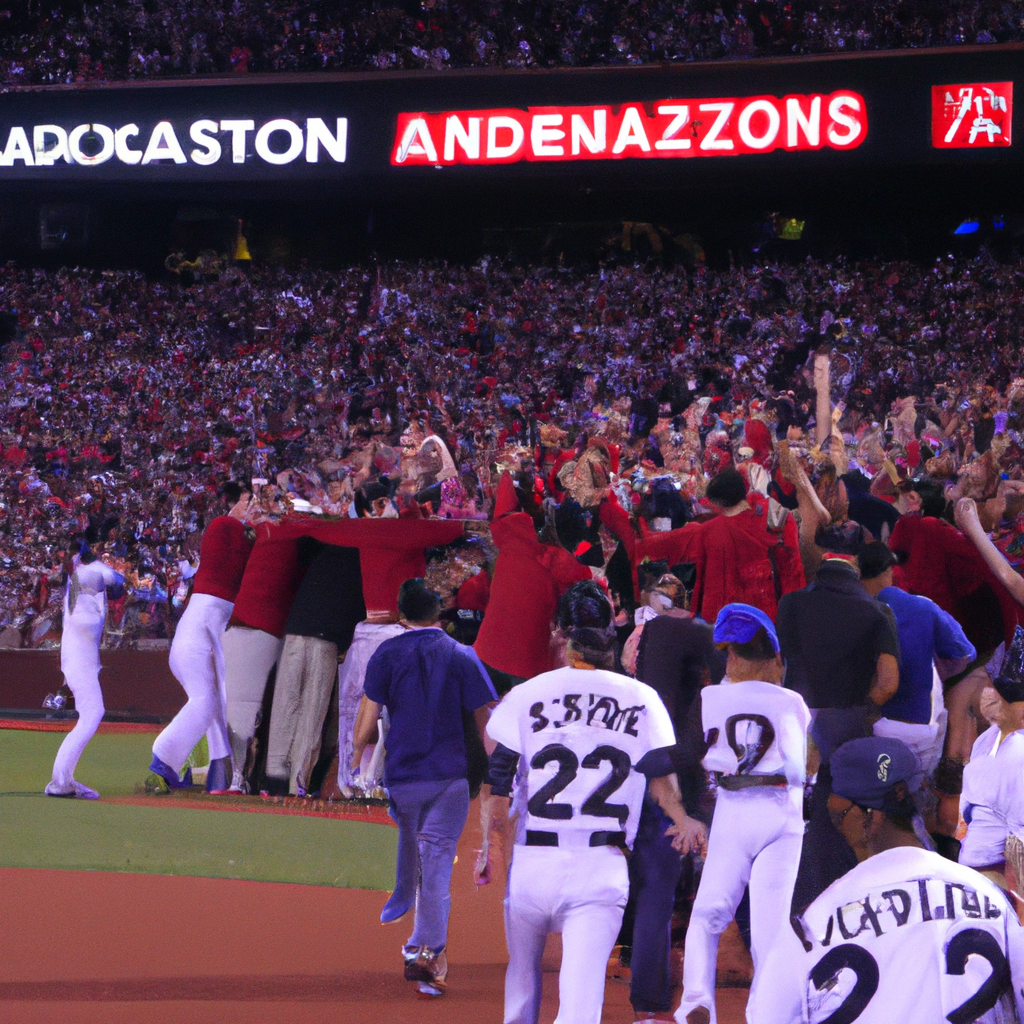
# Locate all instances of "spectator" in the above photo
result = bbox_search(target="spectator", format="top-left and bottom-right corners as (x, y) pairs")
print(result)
(691, 467), (804, 623)
(858, 540), (975, 801)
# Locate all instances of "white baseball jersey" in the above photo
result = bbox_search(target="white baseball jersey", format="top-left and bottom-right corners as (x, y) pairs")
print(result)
(750, 847), (1024, 1024)
(961, 725), (1024, 870)
(486, 666), (676, 848)
(702, 680), (811, 787)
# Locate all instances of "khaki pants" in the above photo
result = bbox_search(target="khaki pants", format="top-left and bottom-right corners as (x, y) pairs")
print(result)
(266, 634), (338, 794)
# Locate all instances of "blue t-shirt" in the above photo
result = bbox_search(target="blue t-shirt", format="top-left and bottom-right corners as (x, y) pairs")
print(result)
(363, 627), (498, 785)
(878, 586), (976, 724)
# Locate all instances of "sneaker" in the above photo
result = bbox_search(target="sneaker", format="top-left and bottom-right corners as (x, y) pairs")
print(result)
(403, 946), (447, 991)
(149, 755), (193, 790)
(45, 780), (99, 800)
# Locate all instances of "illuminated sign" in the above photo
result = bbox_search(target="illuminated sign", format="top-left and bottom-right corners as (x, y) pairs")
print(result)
(391, 92), (867, 166)
(931, 82), (1013, 148)
(0, 117), (348, 168)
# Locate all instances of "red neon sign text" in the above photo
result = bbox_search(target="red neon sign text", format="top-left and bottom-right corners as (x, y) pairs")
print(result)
(391, 92), (867, 166)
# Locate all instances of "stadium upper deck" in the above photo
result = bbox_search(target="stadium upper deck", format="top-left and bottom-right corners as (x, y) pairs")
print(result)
(0, 0), (1021, 86)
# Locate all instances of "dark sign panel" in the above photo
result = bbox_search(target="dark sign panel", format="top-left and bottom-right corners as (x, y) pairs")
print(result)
(0, 44), (1017, 190)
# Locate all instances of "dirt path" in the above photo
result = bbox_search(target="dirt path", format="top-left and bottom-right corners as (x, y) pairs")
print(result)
(0, 803), (748, 1024)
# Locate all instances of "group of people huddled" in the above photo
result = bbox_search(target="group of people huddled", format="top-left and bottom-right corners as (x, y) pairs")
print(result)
(0, 0), (1021, 84)
(46, 319), (1024, 1018)
(3, 250), (1024, 656)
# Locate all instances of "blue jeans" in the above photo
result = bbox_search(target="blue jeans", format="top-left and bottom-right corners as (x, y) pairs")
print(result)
(385, 777), (470, 950)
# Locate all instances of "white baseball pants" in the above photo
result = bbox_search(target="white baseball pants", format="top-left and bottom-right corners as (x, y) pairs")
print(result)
(51, 595), (106, 789)
(152, 594), (233, 773)
(504, 844), (628, 1024)
(223, 625), (284, 773)
(336, 621), (404, 795)
(676, 787), (804, 1024)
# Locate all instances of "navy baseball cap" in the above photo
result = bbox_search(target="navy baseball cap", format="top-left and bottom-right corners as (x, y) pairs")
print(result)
(712, 603), (780, 654)
(831, 737), (918, 810)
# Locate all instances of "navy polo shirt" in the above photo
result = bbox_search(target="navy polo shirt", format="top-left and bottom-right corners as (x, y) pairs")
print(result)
(877, 586), (976, 724)
(364, 627), (498, 785)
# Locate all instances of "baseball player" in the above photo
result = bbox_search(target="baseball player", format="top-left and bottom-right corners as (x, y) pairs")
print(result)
(46, 534), (124, 799)
(750, 736), (1024, 1024)
(959, 625), (1024, 888)
(677, 603), (812, 1024)
(150, 489), (254, 791)
(483, 580), (706, 1024)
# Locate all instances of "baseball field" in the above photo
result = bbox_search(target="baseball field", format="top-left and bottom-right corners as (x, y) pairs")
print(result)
(0, 725), (748, 1023)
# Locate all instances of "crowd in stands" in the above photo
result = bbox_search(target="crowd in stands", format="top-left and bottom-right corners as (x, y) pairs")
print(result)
(1, 247), (1023, 649)
(0, 0), (1021, 85)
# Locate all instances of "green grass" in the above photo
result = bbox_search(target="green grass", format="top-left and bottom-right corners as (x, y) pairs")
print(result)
(0, 729), (396, 889)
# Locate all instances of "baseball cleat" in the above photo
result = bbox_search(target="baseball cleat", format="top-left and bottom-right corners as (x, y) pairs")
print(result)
(403, 946), (448, 990)
(45, 780), (100, 799)
(148, 755), (193, 789)
(415, 982), (444, 998)
(226, 769), (248, 795)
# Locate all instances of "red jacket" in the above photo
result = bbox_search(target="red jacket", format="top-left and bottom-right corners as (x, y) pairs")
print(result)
(192, 516), (253, 603)
(474, 474), (590, 679)
(890, 513), (1024, 650)
(599, 495), (701, 600)
(691, 504), (804, 623)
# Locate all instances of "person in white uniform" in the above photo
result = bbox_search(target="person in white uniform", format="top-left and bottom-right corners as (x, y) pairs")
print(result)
(676, 603), (813, 1024)
(483, 580), (707, 1024)
(960, 625), (1024, 889)
(46, 537), (124, 799)
(750, 735), (1024, 1024)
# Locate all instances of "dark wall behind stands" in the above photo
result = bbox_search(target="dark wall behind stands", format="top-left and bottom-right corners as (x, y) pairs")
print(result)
(0, 45), (1020, 264)
(0, 650), (182, 721)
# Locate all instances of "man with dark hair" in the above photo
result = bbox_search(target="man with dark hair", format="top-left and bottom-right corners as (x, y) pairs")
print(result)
(481, 578), (703, 1024)
(620, 579), (726, 1022)
(350, 577), (497, 999)
(677, 604), (813, 1024)
(857, 540), (974, 790)
(750, 736), (1024, 1024)
(777, 550), (901, 908)
(690, 468), (803, 624)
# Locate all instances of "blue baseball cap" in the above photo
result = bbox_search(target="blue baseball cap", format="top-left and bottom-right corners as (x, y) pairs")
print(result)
(712, 603), (780, 654)
(831, 737), (919, 810)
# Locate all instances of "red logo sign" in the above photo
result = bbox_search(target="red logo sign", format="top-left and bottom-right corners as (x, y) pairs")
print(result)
(932, 82), (1012, 148)
(391, 92), (867, 167)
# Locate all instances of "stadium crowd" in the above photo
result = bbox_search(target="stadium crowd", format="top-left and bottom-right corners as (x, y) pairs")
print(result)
(1, 247), (1023, 651)
(0, 0), (1021, 85)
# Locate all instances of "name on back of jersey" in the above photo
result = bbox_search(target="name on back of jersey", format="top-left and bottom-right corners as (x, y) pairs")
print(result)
(528, 692), (646, 736)
(796, 876), (1004, 952)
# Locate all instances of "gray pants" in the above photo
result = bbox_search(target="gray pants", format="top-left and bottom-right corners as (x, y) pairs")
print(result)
(266, 633), (338, 794)
(383, 777), (470, 951)
(223, 625), (284, 776)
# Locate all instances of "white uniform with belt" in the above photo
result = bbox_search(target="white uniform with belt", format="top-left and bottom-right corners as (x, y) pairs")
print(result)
(749, 846), (1024, 1023)
(677, 679), (810, 1024)
(960, 724), (1024, 871)
(49, 559), (124, 795)
(487, 666), (676, 1024)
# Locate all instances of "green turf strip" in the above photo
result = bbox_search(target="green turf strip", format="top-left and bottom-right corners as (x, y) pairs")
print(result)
(0, 730), (396, 889)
